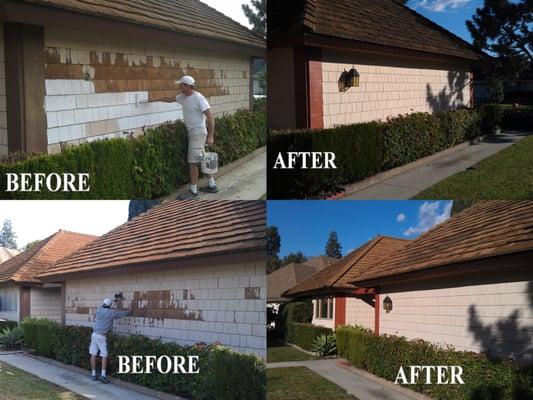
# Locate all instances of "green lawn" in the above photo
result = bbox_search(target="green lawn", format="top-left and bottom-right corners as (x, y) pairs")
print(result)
(267, 339), (316, 363)
(267, 367), (358, 400)
(0, 362), (86, 400)
(414, 135), (533, 200)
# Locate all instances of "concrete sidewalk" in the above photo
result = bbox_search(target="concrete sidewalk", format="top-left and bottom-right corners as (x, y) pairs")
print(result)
(0, 352), (158, 400)
(346, 131), (532, 199)
(267, 359), (418, 400)
(162, 146), (266, 201)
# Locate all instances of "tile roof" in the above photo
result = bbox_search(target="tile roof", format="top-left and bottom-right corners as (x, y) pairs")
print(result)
(19, 0), (264, 48)
(352, 201), (533, 285)
(284, 236), (409, 297)
(39, 200), (266, 279)
(267, 256), (336, 302)
(0, 231), (97, 284)
(268, 0), (482, 60)
(0, 247), (19, 264)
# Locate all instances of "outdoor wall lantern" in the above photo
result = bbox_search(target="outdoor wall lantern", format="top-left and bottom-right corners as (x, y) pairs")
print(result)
(347, 67), (360, 87)
(383, 295), (393, 313)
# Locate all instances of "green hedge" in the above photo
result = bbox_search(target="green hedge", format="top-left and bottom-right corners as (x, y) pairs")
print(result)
(336, 325), (533, 400)
(21, 318), (265, 400)
(0, 320), (18, 331)
(285, 322), (333, 351)
(268, 108), (481, 199)
(275, 301), (313, 339)
(0, 110), (266, 199)
(501, 107), (533, 131)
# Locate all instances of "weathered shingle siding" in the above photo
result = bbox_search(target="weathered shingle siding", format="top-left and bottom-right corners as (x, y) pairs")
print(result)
(0, 285), (20, 322)
(380, 280), (533, 363)
(30, 286), (62, 323)
(321, 51), (471, 128)
(0, 24), (7, 157)
(44, 26), (252, 153)
(64, 260), (266, 358)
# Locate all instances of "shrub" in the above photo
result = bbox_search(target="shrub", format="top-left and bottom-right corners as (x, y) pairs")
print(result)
(275, 301), (313, 339)
(20, 318), (265, 399)
(477, 103), (503, 135)
(0, 326), (24, 350)
(501, 107), (533, 131)
(285, 322), (333, 351)
(311, 333), (337, 357)
(0, 320), (17, 331)
(268, 108), (482, 199)
(336, 325), (533, 400)
(0, 110), (266, 199)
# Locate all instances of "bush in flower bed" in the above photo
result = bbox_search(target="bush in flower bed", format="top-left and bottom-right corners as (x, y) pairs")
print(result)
(285, 322), (333, 351)
(0, 320), (18, 331)
(268, 108), (482, 199)
(0, 109), (266, 199)
(336, 325), (533, 400)
(20, 318), (265, 400)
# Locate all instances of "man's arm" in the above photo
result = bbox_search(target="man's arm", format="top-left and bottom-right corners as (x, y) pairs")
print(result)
(204, 109), (215, 145)
(113, 304), (132, 319)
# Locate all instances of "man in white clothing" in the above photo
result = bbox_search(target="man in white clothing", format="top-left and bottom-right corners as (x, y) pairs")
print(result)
(174, 75), (218, 198)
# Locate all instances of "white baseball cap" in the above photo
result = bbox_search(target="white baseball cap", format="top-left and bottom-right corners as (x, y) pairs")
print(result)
(102, 298), (113, 306)
(175, 76), (195, 86)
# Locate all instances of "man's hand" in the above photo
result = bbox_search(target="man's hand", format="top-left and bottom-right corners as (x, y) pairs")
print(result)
(204, 109), (215, 144)
(207, 135), (214, 145)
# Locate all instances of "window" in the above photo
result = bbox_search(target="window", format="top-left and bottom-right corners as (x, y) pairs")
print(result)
(314, 297), (334, 320)
(251, 57), (266, 96)
(0, 288), (18, 312)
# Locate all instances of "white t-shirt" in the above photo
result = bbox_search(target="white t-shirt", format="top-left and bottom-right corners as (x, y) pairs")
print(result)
(176, 92), (211, 134)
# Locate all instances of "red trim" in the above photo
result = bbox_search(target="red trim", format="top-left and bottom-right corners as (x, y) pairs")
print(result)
(334, 297), (346, 328)
(374, 293), (380, 336)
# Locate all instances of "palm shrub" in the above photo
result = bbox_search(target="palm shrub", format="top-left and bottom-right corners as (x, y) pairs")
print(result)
(0, 326), (24, 350)
(311, 333), (337, 357)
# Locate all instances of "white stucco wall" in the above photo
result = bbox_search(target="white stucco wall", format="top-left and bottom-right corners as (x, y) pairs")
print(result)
(0, 24), (7, 158)
(0, 285), (19, 322)
(380, 280), (533, 363)
(321, 52), (472, 128)
(30, 286), (62, 323)
(64, 260), (266, 358)
(44, 26), (251, 153)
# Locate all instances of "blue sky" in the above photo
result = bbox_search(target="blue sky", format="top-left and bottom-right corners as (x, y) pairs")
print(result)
(406, 0), (483, 43)
(267, 201), (453, 258)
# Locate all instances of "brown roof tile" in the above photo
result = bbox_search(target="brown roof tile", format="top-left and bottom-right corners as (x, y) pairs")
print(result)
(39, 200), (266, 278)
(19, 0), (264, 48)
(267, 256), (336, 302)
(285, 236), (409, 297)
(268, 0), (482, 60)
(352, 201), (533, 285)
(0, 231), (97, 284)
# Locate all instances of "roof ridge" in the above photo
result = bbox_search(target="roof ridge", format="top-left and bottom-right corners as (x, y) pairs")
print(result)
(8, 232), (59, 282)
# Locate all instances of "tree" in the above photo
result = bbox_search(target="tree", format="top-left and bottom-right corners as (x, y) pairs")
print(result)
(282, 252), (308, 266)
(0, 220), (17, 250)
(242, 0), (266, 38)
(24, 240), (41, 251)
(467, 0), (532, 79)
(267, 226), (282, 274)
(325, 231), (342, 258)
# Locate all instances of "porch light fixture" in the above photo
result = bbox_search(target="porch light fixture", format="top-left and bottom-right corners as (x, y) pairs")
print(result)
(383, 295), (393, 313)
(347, 67), (360, 87)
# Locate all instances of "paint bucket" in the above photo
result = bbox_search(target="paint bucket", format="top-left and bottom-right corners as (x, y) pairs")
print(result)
(201, 152), (218, 174)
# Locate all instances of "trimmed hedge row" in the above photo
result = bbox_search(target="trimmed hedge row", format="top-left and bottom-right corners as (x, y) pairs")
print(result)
(501, 107), (533, 131)
(0, 320), (17, 331)
(268, 108), (481, 199)
(21, 318), (265, 400)
(336, 325), (533, 400)
(0, 110), (266, 199)
(285, 322), (333, 351)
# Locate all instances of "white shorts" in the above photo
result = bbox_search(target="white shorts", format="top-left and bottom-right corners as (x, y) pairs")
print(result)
(187, 129), (208, 164)
(89, 332), (108, 357)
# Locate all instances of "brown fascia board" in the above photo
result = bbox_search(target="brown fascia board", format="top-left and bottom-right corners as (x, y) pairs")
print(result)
(350, 250), (532, 289)
(283, 285), (374, 299)
(268, 32), (484, 65)
(3, 0), (265, 56)
(37, 248), (265, 283)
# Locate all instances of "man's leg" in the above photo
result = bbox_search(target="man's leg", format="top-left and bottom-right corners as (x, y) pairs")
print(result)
(101, 357), (108, 377)
(91, 355), (97, 379)
(189, 163), (199, 193)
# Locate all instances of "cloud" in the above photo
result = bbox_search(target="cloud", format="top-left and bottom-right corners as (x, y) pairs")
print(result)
(415, 0), (471, 12)
(396, 213), (406, 223)
(403, 201), (452, 237)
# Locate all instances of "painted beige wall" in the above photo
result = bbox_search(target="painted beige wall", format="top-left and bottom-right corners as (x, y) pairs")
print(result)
(64, 260), (266, 358)
(0, 285), (19, 322)
(44, 26), (251, 153)
(321, 50), (472, 128)
(380, 280), (533, 363)
(30, 286), (62, 323)
(0, 24), (7, 157)
(345, 297), (374, 331)
(267, 46), (296, 129)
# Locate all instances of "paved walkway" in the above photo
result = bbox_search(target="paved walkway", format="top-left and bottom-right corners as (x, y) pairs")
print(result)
(0, 352), (158, 400)
(346, 131), (532, 199)
(162, 147), (266, 201)
(268, 359), (416, 400)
